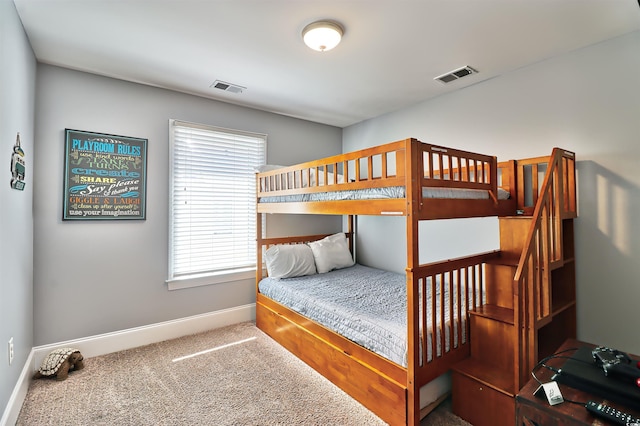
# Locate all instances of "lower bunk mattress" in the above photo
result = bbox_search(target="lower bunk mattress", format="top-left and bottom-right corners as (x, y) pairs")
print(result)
(258, 263), (465, 368)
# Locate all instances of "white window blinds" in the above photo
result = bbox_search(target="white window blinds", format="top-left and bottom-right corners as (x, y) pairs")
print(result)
(168, 119), (266, 286)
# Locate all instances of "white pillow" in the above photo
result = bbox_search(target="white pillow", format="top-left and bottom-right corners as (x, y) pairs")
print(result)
(308, 233), (355, 274)
(255, 164), (285, 173)
(264, 244), (317, 279)
(308, 169), (345, 186)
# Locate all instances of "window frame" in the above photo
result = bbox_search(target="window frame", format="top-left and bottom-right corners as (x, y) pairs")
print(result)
(167, 119), (266, 290)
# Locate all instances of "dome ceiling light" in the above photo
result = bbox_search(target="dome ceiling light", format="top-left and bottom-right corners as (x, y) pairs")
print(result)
(302, 20), (344, 52)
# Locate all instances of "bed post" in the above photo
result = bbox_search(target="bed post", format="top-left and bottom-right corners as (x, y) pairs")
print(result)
(347, 214), (354, 255)
(256, 173), (263, 289)
(405, 138), (421, 426)
(256, 214), (262, 287)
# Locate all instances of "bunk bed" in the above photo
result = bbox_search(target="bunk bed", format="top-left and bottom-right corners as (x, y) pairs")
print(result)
(254, 138), (520, 425)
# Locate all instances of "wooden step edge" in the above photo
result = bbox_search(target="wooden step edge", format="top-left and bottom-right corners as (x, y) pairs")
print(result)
(485, 255), (520, 267)
(550, 300), (577, 318)
(499, 215), (533, 220)
(550, 259), (565, 270)
(469, 304), (515, 325)
(562, 211), (578, 220)
(537, 301), (578, 331)
(452, 357), (516, 397)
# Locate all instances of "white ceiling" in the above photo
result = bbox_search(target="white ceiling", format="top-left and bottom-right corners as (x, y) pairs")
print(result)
(13, 0), (640, 128)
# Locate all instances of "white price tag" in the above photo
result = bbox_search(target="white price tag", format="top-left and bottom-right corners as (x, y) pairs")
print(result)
(534, 381), (564, 406)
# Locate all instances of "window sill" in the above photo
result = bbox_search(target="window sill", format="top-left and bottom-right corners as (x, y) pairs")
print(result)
(166, 268), (255, 291)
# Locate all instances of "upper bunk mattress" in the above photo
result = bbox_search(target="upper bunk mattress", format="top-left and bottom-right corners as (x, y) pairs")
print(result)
(259, 263), (461, 367)
(259, 186), (510, 203)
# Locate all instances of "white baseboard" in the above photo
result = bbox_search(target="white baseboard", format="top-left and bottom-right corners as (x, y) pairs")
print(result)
(1, 304), (255, 426)
(0, 349), (34, 426)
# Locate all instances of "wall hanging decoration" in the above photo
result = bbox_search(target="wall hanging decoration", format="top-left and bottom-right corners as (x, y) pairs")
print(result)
(62, 129), (147, 220)
(10, 132), (26, 190)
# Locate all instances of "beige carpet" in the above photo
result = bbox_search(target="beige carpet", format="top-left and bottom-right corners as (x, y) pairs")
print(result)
(17, 322), (470, 425)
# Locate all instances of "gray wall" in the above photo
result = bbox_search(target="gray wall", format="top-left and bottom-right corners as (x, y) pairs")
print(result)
(0, 0), (36, 416)
(33, 65), (342, 345)
(344, 31), (640, 354)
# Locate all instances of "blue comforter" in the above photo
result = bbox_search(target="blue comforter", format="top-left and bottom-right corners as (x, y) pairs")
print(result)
(259, 264), (428, 367)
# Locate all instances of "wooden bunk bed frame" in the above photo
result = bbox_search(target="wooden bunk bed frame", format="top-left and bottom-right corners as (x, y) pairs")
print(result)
(254, 138), (558, 425)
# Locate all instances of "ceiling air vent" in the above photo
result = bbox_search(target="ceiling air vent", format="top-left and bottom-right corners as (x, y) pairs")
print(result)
(434, 66), (477, 84)
(210, 80), (246, 94)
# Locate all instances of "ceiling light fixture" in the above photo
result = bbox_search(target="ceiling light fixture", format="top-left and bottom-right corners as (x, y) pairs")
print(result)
(302, 20), (344, 52)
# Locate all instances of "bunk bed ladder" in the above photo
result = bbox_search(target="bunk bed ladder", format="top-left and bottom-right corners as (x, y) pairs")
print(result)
(451, 148), (577, 426)
(513, 148), (577, 390)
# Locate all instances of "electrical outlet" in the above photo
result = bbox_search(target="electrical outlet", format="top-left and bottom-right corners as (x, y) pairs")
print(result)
(8, 338), (14, 365)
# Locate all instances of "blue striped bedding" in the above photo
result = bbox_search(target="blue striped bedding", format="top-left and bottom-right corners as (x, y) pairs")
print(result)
(259, 263), (464, 367)
(259, 186), (509, 203)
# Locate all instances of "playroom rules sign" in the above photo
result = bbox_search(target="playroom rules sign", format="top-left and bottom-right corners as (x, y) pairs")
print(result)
(62, 129), (148, 220)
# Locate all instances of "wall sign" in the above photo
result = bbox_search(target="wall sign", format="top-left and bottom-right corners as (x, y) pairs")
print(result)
(10, 132), (26, 191)
(62, 129), (147, 220)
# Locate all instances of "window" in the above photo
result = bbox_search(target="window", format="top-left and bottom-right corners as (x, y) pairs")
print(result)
(168, 119), (266, 290)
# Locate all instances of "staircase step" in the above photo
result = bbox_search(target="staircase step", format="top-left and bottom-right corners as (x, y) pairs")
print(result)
(470, 304), (514, 325)
(453, 357), (516, 396)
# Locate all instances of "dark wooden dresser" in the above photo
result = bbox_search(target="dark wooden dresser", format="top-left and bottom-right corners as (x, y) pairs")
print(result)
(516, 338), (640, 425)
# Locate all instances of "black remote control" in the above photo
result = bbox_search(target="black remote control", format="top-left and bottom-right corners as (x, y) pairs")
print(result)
(585, 400), (640, 425)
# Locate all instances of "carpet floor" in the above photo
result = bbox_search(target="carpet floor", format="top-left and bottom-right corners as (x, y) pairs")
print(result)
(17, 322), (470, 425)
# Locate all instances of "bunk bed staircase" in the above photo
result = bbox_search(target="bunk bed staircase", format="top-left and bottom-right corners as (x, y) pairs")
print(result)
(451, 148), (577, 426)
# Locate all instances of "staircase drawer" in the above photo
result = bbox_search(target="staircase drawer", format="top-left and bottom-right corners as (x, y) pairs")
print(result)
(452, 371), (515, 426)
